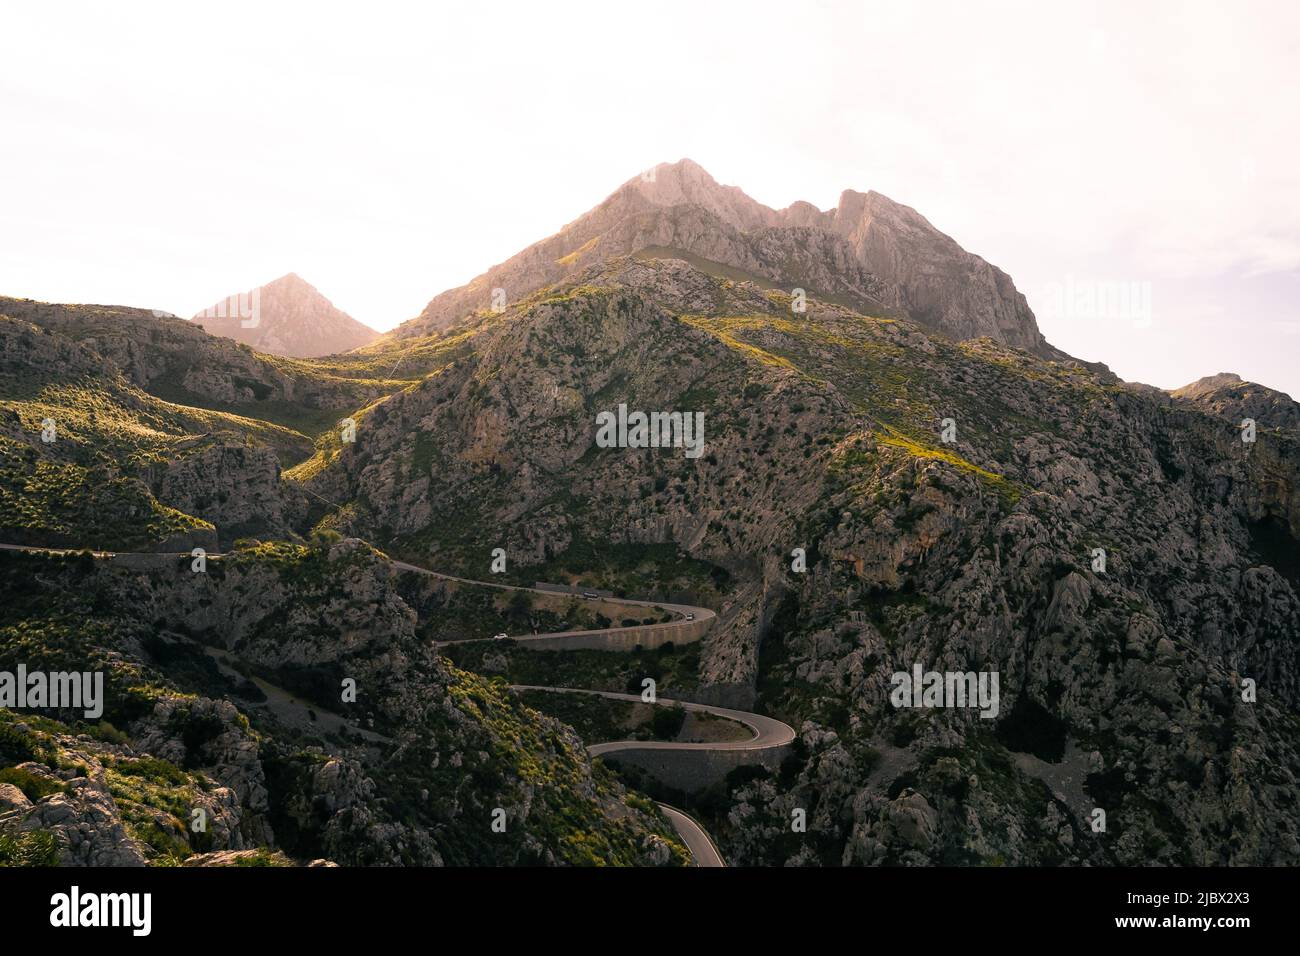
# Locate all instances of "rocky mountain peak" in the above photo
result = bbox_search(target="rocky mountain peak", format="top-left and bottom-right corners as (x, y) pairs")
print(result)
(191, 274), (378, 359)
(622, 159), (776, 232)
(832, 188), (935, 237)
(1171, 372), (1246, 398)
(401, 161), (1063, 361)
(266, 271), (310, 290)
(1171, 371), (1299, 430)
(811, 187), (1053, 355)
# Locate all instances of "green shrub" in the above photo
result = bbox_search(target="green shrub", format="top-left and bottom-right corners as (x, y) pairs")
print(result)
(88, 721), (131, 746)
(130, 820), (192, 861)
(311, 528), (343, 547)
(0, 766), (65, 801)
(0, 722), (38, 767)
(114, 756), (190, 788)
(650, 705), (686, 740)
(0, 830), (60, 866)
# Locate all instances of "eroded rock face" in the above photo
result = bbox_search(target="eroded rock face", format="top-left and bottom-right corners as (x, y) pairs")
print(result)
(0, 713), (260, 867)
(20, 785), (148, 866)
(717, 397), (1300, 865)
(0, 296), (388, 417)
(819, 188), (1051, 356)
(131, 696), (273, 848)
(153, 444), (300, 545)
(0, 782), (29, 812)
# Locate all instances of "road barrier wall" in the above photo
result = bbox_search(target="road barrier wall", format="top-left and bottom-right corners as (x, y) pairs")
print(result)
(109, 552), (188, 571)
(514, 616), (713, 652)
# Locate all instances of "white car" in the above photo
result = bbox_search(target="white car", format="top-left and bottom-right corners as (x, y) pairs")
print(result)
(685, 613), (695, 621)
(493, 632), (509, 641)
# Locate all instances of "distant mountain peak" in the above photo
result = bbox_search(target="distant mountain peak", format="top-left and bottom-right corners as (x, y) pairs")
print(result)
(191, 274), (377, 359)
(632, 157), (714, 186)
(1172, 371), (1299, 430)
(1172, 372), (1245, 396)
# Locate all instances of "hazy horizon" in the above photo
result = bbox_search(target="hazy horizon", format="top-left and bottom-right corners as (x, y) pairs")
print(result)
(2, 0), (1297, 396)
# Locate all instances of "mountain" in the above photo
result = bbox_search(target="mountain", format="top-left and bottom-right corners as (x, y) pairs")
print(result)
(300, 252), (1300, 864)
(192, 273), (378, 358)
(0, 307), (686, 867)
(400, 159), (1069, 361)
(4, 163), (1300, 868)
(1171, 372), (1300, 431)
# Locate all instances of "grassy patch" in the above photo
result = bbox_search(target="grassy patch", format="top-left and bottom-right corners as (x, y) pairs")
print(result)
(0, 766), (66, 801)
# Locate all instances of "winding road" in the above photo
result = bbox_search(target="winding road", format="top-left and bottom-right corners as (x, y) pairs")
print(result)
(2, 542), (794, 867)
(656, 804), (726, 868)
(510, 685), (797, 868)
(393, 558), (795, 865)
(510, 685), (795, 759)
(390, 559), (717, 647)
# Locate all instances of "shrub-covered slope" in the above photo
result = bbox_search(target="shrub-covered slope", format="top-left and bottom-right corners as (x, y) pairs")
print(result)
(297, 254), (1300, 865)
(0, 545), (685, 866)
(3, 243), (1299, 867)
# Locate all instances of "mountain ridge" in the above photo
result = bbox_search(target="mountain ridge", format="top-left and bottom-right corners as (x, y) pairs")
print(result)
(1172, 371), (1300, 430)
(400, 159), (1068, 362)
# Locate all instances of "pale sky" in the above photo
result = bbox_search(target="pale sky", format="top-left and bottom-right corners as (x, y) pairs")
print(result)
(2, 0), (1298, 396)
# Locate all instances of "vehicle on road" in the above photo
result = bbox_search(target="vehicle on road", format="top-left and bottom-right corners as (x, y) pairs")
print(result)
(685, 613), (695, 621)
(493, 632), (509, 640)
(582, 591), (599, 600)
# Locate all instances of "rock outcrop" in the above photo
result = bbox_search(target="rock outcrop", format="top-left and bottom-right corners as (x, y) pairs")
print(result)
(1172, 372), (1300, 431)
